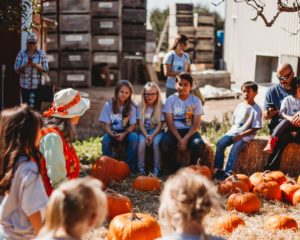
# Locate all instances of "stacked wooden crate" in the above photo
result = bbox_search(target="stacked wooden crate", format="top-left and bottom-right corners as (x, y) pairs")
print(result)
(194, 15), (215, 69)
(91, 0), (121, 85)
(145, 30), (156, 63)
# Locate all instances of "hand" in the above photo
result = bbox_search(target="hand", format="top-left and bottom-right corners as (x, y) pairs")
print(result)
(146, 135), (153, 145)
(267, 108), (279, 118)
(177, 137), (188, 152)
(232, 134), (243, 142)
(115, 132), (126, 142)
(292, 115), (300, 127)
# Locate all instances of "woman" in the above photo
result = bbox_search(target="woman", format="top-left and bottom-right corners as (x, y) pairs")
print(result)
(40, 88), (90, 196)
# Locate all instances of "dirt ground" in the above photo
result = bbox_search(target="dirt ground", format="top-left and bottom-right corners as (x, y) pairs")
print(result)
(75, 83), (242, 139)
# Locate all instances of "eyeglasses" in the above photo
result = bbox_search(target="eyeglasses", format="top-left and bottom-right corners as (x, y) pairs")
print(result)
(144, 93), (158, 97)
(28, 42), (36, 45)
(277, 71), (292, 81)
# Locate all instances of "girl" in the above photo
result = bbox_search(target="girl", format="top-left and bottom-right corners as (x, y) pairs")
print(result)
(37, 177), (107, 240)
(158, 168), (224, 240)
(264, 77), (300, 153)
(137, 82), (164, 177)
(99, 80), (138, 173)
(0, 104), (48, 240)
(160, 72), (204, 173)
(40, 88), (90, 196)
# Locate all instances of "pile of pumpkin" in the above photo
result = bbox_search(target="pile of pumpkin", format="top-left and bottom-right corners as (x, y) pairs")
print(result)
(89, 156), (300, 239)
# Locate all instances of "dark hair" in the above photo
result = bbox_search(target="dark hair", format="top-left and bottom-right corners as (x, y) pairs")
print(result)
(241, 81), (258, 92)
(0, 104), (43, 195)
(291, 77), (300, 96)
(44, 117), (75, 142)
(112, 80), (134, 121)
(176, 72), (193, 86)
(171, 34), (188, 50)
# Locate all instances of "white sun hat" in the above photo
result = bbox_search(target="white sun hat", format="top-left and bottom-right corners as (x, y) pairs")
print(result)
(43, 88), (90, 118)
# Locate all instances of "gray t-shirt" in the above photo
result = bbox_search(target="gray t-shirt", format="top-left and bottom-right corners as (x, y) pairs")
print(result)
(163, 93), (204, 129)
(163, 51), (190, 89)
(0, 156), (48, 240)
(99, 100), (137, 132)
(280, 95), (300, 116)
(137, 105), (165, 134)
(157, 233), (224, 240)
(226, 102), (262, 142)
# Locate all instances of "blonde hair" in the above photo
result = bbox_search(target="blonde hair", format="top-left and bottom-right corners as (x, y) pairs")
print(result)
(140, 82), (163, 126)
(39, 177), (107, 237)
(159, 168), (220, 233)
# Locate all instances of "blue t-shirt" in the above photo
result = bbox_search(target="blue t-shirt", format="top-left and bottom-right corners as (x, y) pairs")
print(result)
(137, 105), (165, 134)
(280, 95), (300, 116)
(264, 83), (293, 132)
(163, 50), (190, 89)
(99, 100), (137, 132)
(163, 93), (204, 129)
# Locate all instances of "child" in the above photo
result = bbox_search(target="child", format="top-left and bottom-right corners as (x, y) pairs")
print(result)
(137, 82), (164, 177)
(37, 177), (107, 240)
(0, 104), (48, 240)
(157, 168), (224, 240)
(160, 72), (204, 173)
(99, 80), (138, 173)
(214, 81), (262, 180)
(264, 77), (300, 153)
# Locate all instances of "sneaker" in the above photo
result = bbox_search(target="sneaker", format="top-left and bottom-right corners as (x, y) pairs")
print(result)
(138, 169), (146, 176)
(214, 169), (230, 181)
(154, 169), (162, 177)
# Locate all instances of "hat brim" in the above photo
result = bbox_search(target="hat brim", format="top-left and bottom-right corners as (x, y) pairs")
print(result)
(51, 97), (90, 118)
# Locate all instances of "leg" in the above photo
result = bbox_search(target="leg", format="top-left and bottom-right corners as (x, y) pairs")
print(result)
(160, 130), (179, 172)
(137, 133), (147, 174)
(152, 132), (163, 175)
(126, 131), (138, 172)
(188, 132), (204, 165)
(102, 133), (114, 156)
(214, 135), (234, 169)
(225, 139), (247, 172)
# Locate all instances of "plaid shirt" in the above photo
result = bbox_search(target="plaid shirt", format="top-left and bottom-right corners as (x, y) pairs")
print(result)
(14, 49), (49, 89)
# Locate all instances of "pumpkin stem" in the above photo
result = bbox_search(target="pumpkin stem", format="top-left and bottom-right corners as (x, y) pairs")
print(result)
(235, 187), (244, 194)
(130, 209), (142, 221)
(105, 189), (118, 195)
(196, 158), (202, 165)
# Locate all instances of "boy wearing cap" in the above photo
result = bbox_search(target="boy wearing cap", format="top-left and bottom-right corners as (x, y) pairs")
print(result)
(14, 32), (49, 111)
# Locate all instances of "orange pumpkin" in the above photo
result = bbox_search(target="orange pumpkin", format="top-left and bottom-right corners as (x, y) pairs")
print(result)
(106, 189), (132, 220)
(90, 156), (130, 187)
(215, 214), (245, 234)
(292, 189), (300, 206)
(253, 180), (282, 201)
(132, 176), (161, 192)
(264, 216), (298, 232)
(226, 173), (252, 191)
(218, 175), (249, 195)
(249, 172), (264, 186)
(280, 181), (300, 203)
(297, 175), (300, 184)
(188, 164), (212, 179)
(227, 191), (261, 214)
(266, 171), (287, 186)
(107, 212), (162, 240)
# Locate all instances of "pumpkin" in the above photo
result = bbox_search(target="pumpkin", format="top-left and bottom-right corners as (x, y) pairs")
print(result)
(90, 156), (130, 187)
(215, 214), (245, 234)
(217, 175), (249, 195)
(280, 181), (300, 203)
(106, 189), (132, 220)
(253, 180), (282, 201)
(266, 171), (287, 186)
(132, 176), (161, 192)
(226, 173), (252, 191)
(264, 216), (298, 232)
(297, 175), (300, 184)
(227, 191), (261, 214)
(292, 189), (300, 206)
(188, 164), (212, 179)
(107, 212), (162, 240)
(249, 172), (264, 186)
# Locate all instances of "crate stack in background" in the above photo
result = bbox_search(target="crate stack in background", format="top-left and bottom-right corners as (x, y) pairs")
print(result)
(145, 30), (156, 64)
(121, 0), (147, 84)
(91, 0), (121, 86)
(194, 15), (215, 69)
(169, 3), (195, 61)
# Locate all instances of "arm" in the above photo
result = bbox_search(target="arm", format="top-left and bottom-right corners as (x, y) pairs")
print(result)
(163, 64), (180, 78)
(138, 119), (148, 138)
(232, 128), (259, 142)
(14, 52), (28, 74)
(178, 115), (201, 151)
(147, 121), (163, 144)
(32, 51), (49, 73)
(282, 113), (294, 122)
(115, 124), (136, 142)
(263, 89), (279, 120)
(104, 122), (118, 138)
(28, 211), (43, 235)
(165, 112), (181, 141)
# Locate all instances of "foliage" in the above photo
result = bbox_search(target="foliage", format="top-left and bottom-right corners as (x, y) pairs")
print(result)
(73, 137), (102, 165)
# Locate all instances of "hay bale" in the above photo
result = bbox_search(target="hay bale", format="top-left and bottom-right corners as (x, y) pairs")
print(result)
(280, 143), (300, 177)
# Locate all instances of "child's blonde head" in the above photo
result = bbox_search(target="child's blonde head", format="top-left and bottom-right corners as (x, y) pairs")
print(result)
(39, 177), (107, 237)
(159, 168), (220, 232)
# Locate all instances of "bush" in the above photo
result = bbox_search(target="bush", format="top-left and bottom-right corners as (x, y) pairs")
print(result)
(74, 137), (102, 165)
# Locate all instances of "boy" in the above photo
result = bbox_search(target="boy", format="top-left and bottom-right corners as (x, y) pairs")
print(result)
(214, 81), (262, 181)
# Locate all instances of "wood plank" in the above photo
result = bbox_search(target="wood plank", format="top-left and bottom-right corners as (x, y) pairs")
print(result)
(146, 64), (159, 84)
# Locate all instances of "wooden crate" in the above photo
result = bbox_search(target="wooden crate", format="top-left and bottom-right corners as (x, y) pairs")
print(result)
(146, 30), (156, 41)
(195, 51), (214, 63)
(91, 1), (119, 17)
(196, 39), (215, 51)
(197, 15), (215, 26)
(42, 1), (57, 14)
(49, 70), (59, 85)
(169, 3), (193, 15)
(92, 18), (119, 35)
(46, 52), (59, 69)
(123, 39), (145, 53)
(46, 33), (58, 51)
(122, 0), (146, 8)
(109, 69), (120, 84)
(122, 23), (146, 38)
(60, 52), (91, 69)
(196, 26), (215, 38)
(92, 36), (119, 51)
(60, 0), (90, 13)
(121, 57), (146, 84)
(93, 52), (119, 68)
(60, 70), (91, 87)
(44, 15), (57, 33)
(59, 15), (90, 32)
(122, 9), (146, 23)
(176, 14), (194, 26)
(60, 34), (91, 50)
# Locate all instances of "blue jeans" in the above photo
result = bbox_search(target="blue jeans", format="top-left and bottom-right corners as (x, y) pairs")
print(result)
(102, 132), (138, 172)
(137, 132), (163, 172)
(214, 135), (246, 172)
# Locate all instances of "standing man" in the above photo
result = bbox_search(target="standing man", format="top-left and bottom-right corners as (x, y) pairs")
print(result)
(264, 63), (300, 170)
(14, 32), (49, 111)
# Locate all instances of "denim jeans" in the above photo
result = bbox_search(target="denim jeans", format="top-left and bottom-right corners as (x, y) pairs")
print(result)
(160, 129), (204, 172)
(102, 132), (138, 172)
(137, 131), (163, 172)
(214, 134), (246, 172)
